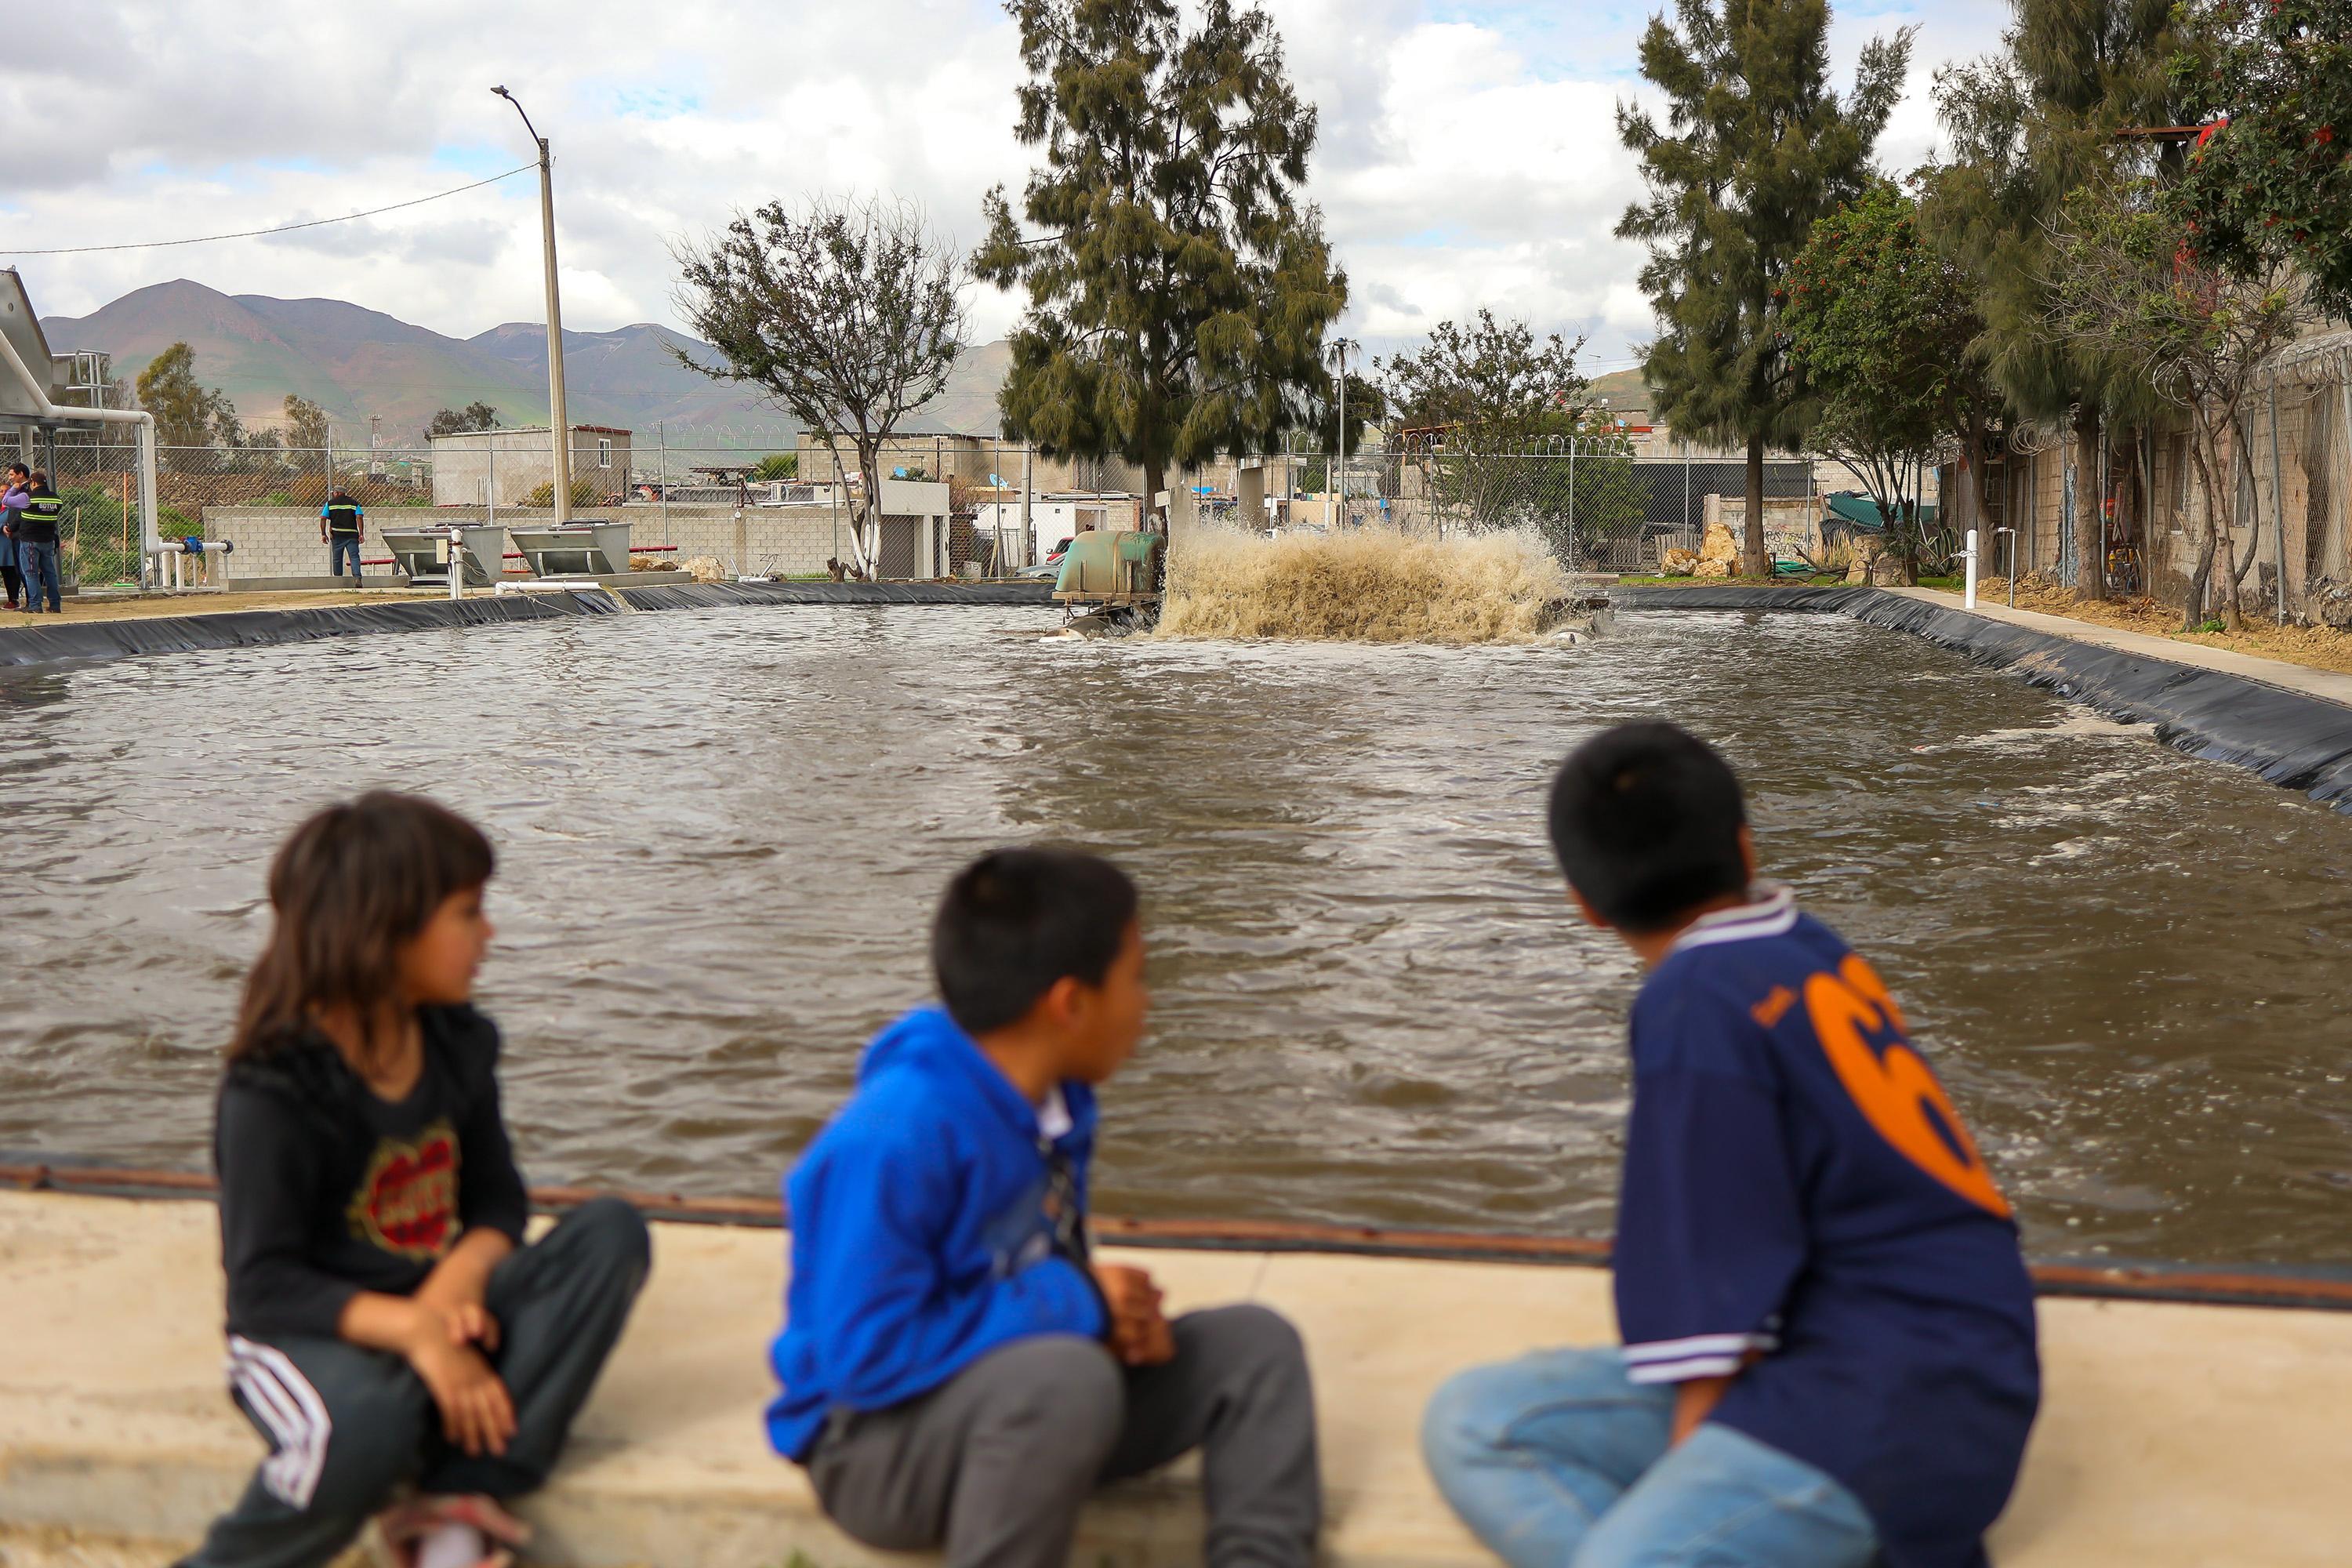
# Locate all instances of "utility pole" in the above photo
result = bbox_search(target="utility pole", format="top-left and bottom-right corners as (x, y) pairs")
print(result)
(493, 85), (575, 526)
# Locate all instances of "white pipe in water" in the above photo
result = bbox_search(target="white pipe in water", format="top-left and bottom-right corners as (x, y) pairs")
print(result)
(1963, 527), (1980, 611)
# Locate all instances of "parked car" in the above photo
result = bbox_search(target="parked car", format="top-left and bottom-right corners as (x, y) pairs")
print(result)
(1016, 536), (1077, 580)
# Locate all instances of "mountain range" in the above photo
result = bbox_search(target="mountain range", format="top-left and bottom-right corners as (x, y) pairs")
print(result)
(40, 279), (1014, 445)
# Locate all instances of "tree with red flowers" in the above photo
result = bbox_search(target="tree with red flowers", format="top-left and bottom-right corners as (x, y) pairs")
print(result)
(2174, 0), (2352, 318)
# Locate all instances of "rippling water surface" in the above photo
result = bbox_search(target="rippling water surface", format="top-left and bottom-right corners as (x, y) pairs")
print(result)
(4, 604), (2350, 1265)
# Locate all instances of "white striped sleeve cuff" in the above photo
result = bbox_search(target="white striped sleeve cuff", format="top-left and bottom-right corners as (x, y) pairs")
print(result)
(1621, 1330), (1779, 1385)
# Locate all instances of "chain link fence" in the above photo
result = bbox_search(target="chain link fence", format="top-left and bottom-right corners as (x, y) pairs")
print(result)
(1168, 441), (1822, 573)
(26, 430), (1028, 584)
(20, 423), (1848, 588)
(1991, 330), (2352, 622)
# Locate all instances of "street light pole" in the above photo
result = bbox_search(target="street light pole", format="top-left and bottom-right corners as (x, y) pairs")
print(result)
(493, 85), (574, 527)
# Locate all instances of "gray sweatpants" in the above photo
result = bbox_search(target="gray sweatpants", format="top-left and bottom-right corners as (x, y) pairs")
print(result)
(178, 1196), (652, 1568)
(808, 1304), (1321, 1568)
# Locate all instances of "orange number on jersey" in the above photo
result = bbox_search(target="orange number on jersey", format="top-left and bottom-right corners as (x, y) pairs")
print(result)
(1800, 954), (2010, 1218)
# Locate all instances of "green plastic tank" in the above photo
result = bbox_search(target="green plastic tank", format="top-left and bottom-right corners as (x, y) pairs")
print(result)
(1054, 529), (1164, 596)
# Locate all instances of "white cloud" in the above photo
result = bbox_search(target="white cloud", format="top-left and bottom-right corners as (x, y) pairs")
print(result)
(7, 0), (2007, 372)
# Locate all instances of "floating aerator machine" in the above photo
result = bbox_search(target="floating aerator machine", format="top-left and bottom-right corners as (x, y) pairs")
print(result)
(1054, 528), (1166, 630)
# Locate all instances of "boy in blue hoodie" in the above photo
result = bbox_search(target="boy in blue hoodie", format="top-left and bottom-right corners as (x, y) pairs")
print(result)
(769, 848), (1320, 1568)
(1421, 723), (2039, 1568)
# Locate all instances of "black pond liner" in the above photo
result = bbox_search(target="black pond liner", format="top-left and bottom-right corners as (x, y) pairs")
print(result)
(1619, 584), (2352, 811)
(0, 579), (1058, 671)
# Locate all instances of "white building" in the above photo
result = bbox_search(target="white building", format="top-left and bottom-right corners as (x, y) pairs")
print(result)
(430, 424), (633, 507)
(971, 493), (1145, 563)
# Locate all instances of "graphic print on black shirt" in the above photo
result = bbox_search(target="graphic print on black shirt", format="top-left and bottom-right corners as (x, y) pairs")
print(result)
(345, 1117), (459, 1258)
(212, 1005), (529, 1340)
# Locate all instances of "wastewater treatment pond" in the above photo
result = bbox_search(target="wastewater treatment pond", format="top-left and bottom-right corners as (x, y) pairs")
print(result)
(3, 603), (2350, 1269)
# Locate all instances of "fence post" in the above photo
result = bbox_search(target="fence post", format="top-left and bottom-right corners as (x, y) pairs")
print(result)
(659, 422), (670, 547)
(1568, 441), (1577, 564)
(2340, 366), (2352, 586)
(1019, 444), (1034, 572)
(2268, 368), (2288, 623)
(1682, 441), (1692, 543)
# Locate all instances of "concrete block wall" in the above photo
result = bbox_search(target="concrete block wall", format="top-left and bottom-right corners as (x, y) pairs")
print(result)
(1992, 368), (2352, 620)
(200, 504), (947, 582)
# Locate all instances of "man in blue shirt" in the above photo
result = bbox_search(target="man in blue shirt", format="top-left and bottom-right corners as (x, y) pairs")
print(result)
(1421, 722), (2038, 1568)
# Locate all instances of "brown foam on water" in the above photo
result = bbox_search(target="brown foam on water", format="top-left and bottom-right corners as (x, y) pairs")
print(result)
(1155, 526), (1572, 644)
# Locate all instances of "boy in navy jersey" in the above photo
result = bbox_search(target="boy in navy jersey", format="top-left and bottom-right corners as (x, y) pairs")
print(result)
(1422, 722), (2038, 1568)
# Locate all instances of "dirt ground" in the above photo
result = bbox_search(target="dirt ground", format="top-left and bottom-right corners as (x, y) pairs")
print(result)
(1976, 575), (2352, 676)
(0, 1525), (360, 1567)
(0, 590), (400, 627)
(0, 1525), (177, 1567)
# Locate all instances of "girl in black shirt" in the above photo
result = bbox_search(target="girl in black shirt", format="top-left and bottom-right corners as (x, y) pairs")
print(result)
(181, 793), (650, 1568)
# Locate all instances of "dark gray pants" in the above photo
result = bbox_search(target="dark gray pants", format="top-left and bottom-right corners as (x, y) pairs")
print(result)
(809, 1304), (1320, 1568)
(179, 1197), (651, 1568)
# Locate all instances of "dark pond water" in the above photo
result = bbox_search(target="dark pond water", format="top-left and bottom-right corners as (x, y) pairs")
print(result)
(3, 604), (2348, 1265)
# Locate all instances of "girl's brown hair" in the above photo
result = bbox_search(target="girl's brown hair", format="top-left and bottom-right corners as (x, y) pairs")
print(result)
(231, 792), (495, 1068)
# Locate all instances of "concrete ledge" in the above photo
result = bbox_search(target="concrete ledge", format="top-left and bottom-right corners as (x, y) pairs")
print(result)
(1618, 583), (2352, 809)
(0, 1192), (2347, 1566)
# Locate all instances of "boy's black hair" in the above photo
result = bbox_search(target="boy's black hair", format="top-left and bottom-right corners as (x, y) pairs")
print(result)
(1548, 721), (1750, 932)
(932, 847), (1139, 1036)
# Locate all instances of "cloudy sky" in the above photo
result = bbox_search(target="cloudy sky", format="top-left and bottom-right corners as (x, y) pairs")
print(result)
(5, 0), (2005, 372)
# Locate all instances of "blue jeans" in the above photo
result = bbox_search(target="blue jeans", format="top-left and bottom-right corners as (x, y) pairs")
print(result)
(328, 535), (361, 579)
(1421, 1348), (1879, 1568)
(18, 540), (60, 612)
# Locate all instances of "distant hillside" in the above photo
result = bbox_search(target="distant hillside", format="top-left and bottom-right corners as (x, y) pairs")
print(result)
(1588, 366), (1650, 415)
(42, 279), (1013, 445)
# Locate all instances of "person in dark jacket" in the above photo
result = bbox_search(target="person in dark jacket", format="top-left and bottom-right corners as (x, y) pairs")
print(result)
(179, 793), (651, 1568)
(15, 471), (63, 613)
(0, 461), (27, 608)
(320, 488), (365, 581)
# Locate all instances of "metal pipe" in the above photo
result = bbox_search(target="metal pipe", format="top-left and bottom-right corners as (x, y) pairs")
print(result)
(1963, 528), (1980, 609)
(13, 1157), (2352, 1310)
(0, 324), (161, 575)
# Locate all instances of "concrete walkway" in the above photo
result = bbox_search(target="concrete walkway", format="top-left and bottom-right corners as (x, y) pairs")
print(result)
(1, 1192), (2347, 1566)
(1893, 586), (2352, 708)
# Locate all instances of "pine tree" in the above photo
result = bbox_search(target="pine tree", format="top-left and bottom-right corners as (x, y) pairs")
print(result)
(1920, 0), (2185, 599)
(973, 0), (1346, 523)
(1617, 0), (1911, 578)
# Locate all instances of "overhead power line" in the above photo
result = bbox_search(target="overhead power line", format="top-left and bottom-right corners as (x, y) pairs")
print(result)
(0, 163), (538, 257)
